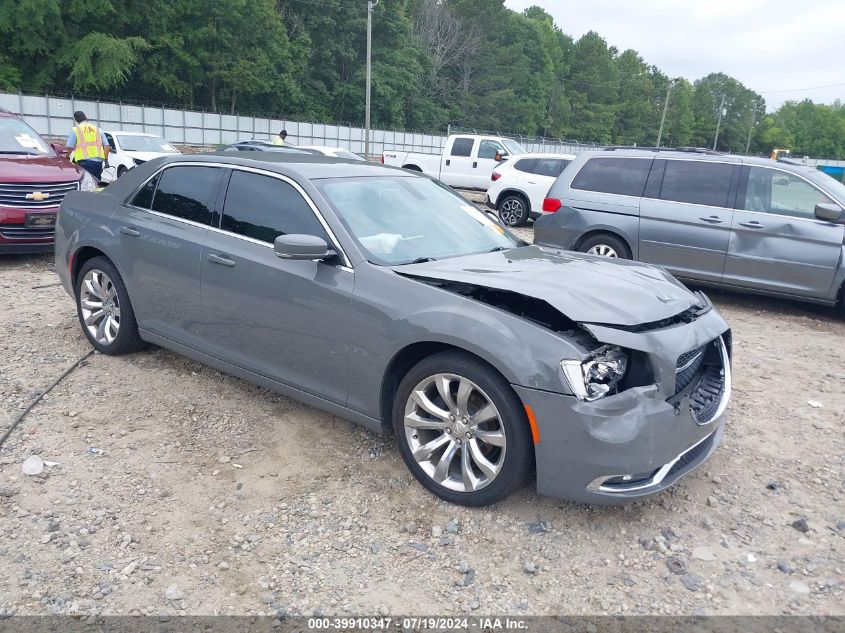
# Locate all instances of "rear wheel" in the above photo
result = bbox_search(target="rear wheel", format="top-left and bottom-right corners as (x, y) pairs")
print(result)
(75, 257), (144, 355)
(392, 351), (534, 506)
(498, 194), (529, 227)
(578, 233), (632, 259)
(116, 165), (127, 178)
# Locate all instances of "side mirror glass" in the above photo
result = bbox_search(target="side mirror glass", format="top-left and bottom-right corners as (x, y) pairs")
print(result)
(274, 234), (335, 261)
(815, 202), (844, 223)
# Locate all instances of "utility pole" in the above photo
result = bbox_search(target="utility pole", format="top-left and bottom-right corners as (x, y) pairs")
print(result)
(656, 79), (676, 147)
(745, 108), (756, 155)
(712, 94), (726, 151)
(364, 0), (378, 160)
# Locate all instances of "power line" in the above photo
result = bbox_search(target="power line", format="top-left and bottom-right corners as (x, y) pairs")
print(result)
(757, 81), (845, 94)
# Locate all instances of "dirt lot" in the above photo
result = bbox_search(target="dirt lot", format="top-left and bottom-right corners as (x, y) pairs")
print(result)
(1, 241), (843, 620)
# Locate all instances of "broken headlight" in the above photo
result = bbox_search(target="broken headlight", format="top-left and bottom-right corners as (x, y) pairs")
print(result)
(561, 346), (628, 401)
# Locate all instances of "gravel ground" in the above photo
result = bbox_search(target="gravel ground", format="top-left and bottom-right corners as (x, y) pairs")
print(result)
(1, 235), (844, 620)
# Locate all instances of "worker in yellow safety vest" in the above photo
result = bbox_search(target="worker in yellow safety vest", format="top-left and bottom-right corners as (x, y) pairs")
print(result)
(272, 129), (287, 146)
(65, 111), (110, 181)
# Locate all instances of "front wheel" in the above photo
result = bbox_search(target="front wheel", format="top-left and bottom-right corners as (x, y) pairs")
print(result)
(578, 234), (632, 259)
(116, 165), (127, 178)
(392, 352), (534, 506)
(75, 257), (144, 355)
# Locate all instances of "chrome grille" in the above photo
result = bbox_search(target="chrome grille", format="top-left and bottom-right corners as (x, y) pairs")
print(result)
(675, 344), (706, 393)
(0, 181), (79, 209)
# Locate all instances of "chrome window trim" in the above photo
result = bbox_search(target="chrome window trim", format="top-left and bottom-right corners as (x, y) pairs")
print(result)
(123, 160), (352, 268)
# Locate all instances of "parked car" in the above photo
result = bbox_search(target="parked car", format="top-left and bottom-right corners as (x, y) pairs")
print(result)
(217, 140), (319, 154)
(299, 146), (366, 161)
(0, 107), (97, 254)
(534, 148), (845, 314)
(55, 153), (731, 506)
(102, 131), (180, 181)
(382, 134), (527, 190)
(485, 153), (575, 226)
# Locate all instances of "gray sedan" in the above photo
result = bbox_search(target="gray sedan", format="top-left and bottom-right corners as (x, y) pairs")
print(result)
(55, 154), (732, 506)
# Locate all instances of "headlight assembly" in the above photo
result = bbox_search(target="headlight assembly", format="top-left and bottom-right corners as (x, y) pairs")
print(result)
(79, 170), (98, 191)
(561, 346), (628, 401)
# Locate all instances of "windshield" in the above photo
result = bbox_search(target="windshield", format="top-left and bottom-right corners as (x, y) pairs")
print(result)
(116, 134), (178, 153)
(316, 176), (521, 265)
(0, 117), (52, 155)
(502, 139), (527, 156)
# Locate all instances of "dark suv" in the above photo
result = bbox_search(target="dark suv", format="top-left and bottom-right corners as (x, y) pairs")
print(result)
(534, 149), (845, 313)
(0, 108), (97, 254)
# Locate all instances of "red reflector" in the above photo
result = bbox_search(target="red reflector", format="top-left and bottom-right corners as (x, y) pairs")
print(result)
(542, 197), (562, 212)
(491, 172), (501, 181)
(380, 155), (384, 164)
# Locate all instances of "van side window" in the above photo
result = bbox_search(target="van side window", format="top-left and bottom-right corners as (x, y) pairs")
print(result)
(744, 167), (833, 219)
(571, 157), (651, 197)
(660, 160), (733, 207)
(450, 138), (474, 157)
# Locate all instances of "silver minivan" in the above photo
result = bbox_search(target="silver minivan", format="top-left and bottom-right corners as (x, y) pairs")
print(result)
(534, 149), (845, 313)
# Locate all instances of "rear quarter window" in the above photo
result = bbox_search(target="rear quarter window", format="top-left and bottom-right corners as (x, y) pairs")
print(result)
(570, 157), (652, 197)
(513, 159), (537, 173)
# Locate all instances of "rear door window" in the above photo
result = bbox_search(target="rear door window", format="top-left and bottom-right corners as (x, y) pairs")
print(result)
(570, 157), (652, 197)
(221, 170), (328, 244)
(450, 138), (474, 157)
(150, 166), (220, 225)
(660, 160), (734, 207)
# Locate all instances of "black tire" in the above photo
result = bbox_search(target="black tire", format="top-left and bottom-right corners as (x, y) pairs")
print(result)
(578, 233), (632, 259)
(497, 194), (530, 227)
(75, 256), (145, 355)
(116, 165), (127, 178)
(392, 351), (534, 506)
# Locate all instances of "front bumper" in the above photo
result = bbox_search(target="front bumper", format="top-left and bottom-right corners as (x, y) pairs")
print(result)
(515, 307), (731, 504)
(0, 207), (57, 254)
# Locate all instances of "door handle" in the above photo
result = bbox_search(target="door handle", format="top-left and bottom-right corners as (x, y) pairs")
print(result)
(445, 159), (451, 166)
(473, 161), (478, 168)
(699, 216), (723, 224)
(738, 221), (763, 229)
(119, 226), (140, 237)
(207, 253), (236, 267)
(527, 180), (538, 185)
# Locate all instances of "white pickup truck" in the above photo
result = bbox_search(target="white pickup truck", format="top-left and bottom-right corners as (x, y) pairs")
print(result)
(382, 134), (527, 190)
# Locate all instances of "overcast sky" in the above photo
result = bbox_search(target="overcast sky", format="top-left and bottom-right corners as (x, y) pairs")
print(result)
(504, 0), (845, 110)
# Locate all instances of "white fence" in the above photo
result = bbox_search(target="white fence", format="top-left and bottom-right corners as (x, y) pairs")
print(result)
(0, 91), (601, 157)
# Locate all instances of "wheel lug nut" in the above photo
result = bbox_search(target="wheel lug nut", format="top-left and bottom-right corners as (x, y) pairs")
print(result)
(446, 428), (452, 434)
(465, 432), (471, 439)
(456, 439), (462, 444)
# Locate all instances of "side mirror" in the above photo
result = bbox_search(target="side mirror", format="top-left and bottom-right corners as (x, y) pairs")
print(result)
(50, 142), (67, 154)
(494, 151), (509, 162)
(815, 202), (844, 223)
(274, 234), (336, 261)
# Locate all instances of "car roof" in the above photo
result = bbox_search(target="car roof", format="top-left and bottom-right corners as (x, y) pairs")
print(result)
(510, 152), (577, 160)
(164, 152), (411, 180)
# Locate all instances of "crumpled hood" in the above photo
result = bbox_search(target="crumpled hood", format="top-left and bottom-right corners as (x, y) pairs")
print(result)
(395, 245), (700, 327)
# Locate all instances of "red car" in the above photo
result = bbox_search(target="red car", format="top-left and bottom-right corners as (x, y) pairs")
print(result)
(0, 107), (98, 254)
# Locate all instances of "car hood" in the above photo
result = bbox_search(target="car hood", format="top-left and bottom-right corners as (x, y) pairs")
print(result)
(0, 154), (82, 183)
(123, 151), (179, 161)
(394, 245), (700, 327)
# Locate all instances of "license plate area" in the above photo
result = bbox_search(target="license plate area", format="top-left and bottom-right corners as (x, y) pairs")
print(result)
(26, 212), (56, 228)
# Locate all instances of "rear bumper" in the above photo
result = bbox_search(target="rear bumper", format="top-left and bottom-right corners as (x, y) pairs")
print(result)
(484, 194), (497, 210)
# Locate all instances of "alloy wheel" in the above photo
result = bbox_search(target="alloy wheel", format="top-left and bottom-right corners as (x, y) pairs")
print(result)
(499, 199), (523, 226)
(403, 373), (507, 492)
(587, 244), (618, 257)
(79, 269), (121, 345)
